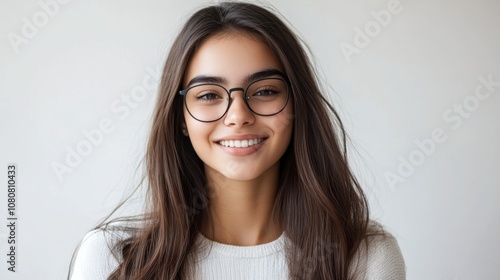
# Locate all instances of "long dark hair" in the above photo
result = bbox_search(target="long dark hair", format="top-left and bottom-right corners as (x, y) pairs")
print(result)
(72, 2), (379, 279)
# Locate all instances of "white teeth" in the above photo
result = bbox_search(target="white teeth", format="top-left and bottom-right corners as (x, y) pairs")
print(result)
(219, 138), (264, 148)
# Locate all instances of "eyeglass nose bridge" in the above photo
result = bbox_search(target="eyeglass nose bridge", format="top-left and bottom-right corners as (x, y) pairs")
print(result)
(226, 87), (250, 105)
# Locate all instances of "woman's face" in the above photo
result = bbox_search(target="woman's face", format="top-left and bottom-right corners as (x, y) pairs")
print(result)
(182, 32), (293, 181)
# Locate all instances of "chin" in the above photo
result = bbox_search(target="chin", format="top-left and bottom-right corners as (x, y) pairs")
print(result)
(218, 166), (260, 181)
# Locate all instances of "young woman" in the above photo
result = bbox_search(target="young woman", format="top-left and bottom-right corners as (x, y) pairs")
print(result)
(69, 2), (405, 279)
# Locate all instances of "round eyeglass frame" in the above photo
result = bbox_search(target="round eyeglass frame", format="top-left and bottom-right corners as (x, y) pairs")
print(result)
(178, 77), (291, 123)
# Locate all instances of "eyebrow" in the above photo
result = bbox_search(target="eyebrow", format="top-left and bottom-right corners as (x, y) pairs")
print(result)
(185, 69), (286, 88)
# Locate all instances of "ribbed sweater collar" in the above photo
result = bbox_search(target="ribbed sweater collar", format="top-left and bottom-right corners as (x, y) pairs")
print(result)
(195, 231), (286, 258)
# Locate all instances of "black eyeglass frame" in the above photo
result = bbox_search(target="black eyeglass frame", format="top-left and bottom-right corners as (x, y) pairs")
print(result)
(178, 77), (291, 123)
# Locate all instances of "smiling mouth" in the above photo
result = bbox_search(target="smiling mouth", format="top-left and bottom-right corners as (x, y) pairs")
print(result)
(217, 138), (265, 148)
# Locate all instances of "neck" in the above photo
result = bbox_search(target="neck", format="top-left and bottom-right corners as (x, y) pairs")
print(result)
(200, 163), (283, 246)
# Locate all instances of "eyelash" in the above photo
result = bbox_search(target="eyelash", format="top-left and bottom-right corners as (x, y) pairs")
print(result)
(252, 88), (278, 97)
(196, 92), (223, 101)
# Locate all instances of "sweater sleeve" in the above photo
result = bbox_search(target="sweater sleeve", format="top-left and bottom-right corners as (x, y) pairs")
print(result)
(69, 229), (121, 280)
(350, 232), (406, 280)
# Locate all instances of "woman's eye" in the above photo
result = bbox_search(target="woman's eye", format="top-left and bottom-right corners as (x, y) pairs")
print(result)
(196, 93), (221, 100)
(254, 89), (277, 96)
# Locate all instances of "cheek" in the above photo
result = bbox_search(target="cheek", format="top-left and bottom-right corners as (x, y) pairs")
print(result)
(184, 115), (215, 149)
(269, 104), (294, 135)
(184, 109), (201, 136)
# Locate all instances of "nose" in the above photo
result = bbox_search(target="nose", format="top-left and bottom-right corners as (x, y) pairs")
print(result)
(223, 90), (255, 127)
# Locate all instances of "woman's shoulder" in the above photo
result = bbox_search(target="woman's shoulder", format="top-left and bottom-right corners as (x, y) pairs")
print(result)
(350, 221), (406, 280)
(69, 221), (138, 280)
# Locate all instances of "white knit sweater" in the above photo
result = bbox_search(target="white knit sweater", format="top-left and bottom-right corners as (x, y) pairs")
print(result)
(70, 225), (406, 279)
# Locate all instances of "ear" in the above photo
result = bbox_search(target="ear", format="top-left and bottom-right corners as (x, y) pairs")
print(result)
(182, 124), (189, 136)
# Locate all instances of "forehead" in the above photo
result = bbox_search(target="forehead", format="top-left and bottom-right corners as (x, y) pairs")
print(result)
(183, 32), (283, 86)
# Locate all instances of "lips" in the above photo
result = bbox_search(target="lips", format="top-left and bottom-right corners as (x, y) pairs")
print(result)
(218, 138), (265, 148)
(214, 134), (267, 156)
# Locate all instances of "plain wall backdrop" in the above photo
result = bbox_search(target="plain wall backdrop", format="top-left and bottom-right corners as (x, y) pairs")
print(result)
(1, 0), (499, 279)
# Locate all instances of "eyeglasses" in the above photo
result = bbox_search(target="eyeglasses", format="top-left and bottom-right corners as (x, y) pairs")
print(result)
(179, 77), (290, 122)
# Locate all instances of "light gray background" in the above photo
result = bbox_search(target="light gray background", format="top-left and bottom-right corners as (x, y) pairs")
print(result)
(1, 0), (499, 279)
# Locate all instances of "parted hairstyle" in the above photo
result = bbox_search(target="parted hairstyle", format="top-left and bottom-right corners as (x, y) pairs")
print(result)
(70, 1), (382, 279)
